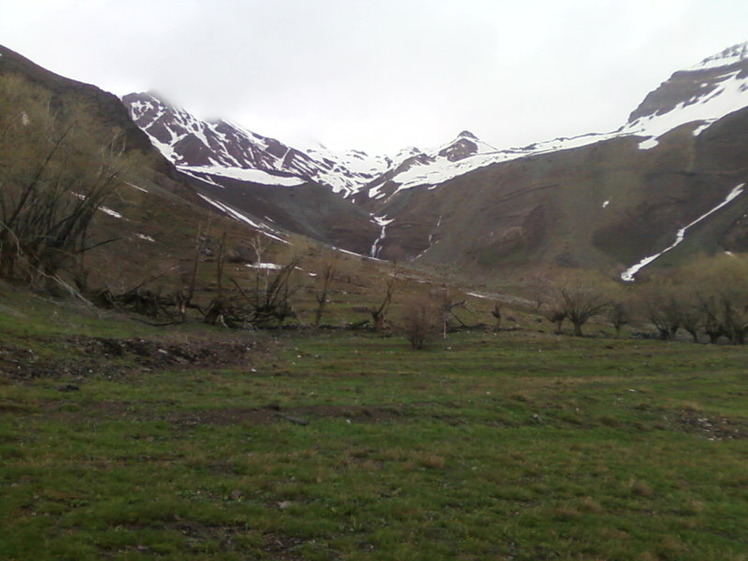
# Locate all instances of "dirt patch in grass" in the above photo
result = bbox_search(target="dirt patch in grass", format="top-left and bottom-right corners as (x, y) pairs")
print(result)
(1, 334), (268, 380)
(80, 336), (259, 369)
(262, 533), (309, 561)
(666, 410), (748, 440)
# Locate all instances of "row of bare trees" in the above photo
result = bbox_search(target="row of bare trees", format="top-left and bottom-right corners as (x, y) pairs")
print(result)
(636, 257), (748, 344)
(530, 256), (748, 344)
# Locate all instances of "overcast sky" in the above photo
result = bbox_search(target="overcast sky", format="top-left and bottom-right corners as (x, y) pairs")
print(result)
(2, 0), (747, 153)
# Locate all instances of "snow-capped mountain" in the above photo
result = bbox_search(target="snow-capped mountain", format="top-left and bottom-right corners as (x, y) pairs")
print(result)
(622, 40), (748, 149)
(122, 92), (389, 195)
(355, 41), (748, 269)
(358, 40), (748, 197)
(125, 46), (747, 206)
(122, 41), (748, 275)
(122, 90), (511, 200)
(6, 38), (748, 282)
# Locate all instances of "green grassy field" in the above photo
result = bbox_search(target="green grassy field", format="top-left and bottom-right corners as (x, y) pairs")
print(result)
(1, 294), (747, 561)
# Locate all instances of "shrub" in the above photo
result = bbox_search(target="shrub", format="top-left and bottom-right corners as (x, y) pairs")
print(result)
(401, 295), (442, 349)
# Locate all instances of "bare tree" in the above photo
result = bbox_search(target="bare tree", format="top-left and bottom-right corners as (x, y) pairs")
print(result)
(184, 224), (204, 315)
(0, 76), (127, 289)
(608, 302), (630, 338)
(402, 294), (442, 350)
(313, 262), (335, 327)
(559, 286), (611, 337)
(536, 273), (612, 336)
(370, 279), (395, 332)
(200, 260), (300, 328)
(691, 255), (748, 345)
(679, 298), (703, 343)
(537, 282), (569, 334)
(491, 302), (503, 332)
(216, 232), (227, 296)
(640, 291), (682, 341)
(246, 259), (300, 328)
(429, 285), (467, 337)
(541, 301), (568, 335)
(699, 294), (726, 344)
(249, 231), (268, 265)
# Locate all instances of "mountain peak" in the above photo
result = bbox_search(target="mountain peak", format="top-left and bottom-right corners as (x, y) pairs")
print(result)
(626, 40), (748, 128)
(690, 40), (748, 71)
(457, 130), (478, 140)
(122, 92), (393, 195)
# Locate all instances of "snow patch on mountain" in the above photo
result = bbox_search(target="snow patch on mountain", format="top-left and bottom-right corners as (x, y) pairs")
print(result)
(389, 130), (622, 192)
(123, 92), (389, 196)
(99, 206), (123, 219)
(196, 193), (286, 242)
(623, 69), (748, 149)
(181, 165), (305, 187)
(386, 48), (748, 191)
(123, 41), (748, 199)
(621, 183), (745, 281)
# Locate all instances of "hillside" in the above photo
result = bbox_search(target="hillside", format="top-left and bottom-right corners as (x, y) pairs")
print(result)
(3, 40), (748, 291)
(352, 40), (748, 275)
(2, 42), (748, 561)
(0, 45), (303, 296)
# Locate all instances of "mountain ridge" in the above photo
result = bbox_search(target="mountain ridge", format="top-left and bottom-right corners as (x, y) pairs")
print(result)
(119, 41), (748, 278)
(123, 40), (748, 211)
(3, 40), (747, 282)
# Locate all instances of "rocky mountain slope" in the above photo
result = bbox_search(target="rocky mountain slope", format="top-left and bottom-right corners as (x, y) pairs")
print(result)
(122, 41), (748, 279)
(0, 45), (298, 291)
(121, 91), (382, 253)
(123, 91), (389, 196)
(4, 41), (747, 282)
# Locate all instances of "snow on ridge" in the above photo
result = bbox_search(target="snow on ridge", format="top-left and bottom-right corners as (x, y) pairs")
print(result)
(128, 92), (389, 196)
(388, 68), (748, 191)
(196, 193), (287, 242)
(390, 130), (623, 192)
(625, 69), (748, 149)
(690, 40), (748, 71)
(439, 130), (498, 155)
(128, 41), (748, 198)
(302, 145), (392, 194)
(180, 165), (305, 187)
(620, 183), (745, 282)
(374, 43), (748, 193)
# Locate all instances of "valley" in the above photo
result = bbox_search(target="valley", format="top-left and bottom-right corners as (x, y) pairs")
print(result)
(121, 43), (748, 276)
(1, 39), (748, 561)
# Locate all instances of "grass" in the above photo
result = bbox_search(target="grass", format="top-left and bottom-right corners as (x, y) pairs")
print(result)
(1, 299), (748, 560)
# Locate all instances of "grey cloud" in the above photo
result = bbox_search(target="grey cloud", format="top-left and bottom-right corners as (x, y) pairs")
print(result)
(2, 0), (747, 153)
